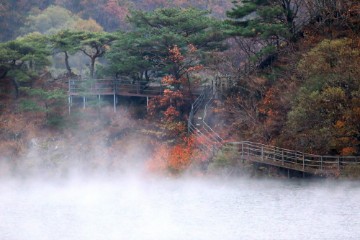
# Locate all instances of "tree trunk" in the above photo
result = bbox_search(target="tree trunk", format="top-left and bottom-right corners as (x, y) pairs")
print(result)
(0, 69), (8, 79)
(64, 51), (72, 76)
(12, 77), (20, 99)
(90, 57), (96, 78)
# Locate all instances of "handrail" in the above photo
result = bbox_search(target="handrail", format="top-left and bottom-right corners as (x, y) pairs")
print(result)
(202, 89), (223, 144)
(223, 141), (360, 173)
(188, 85), (210, 133)
(187, 84), (225, 156)
(69, 78), (166, 96)
(69, 78), (205, 97)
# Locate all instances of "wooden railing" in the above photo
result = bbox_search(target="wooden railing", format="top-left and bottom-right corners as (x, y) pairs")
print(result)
(188, 85), (223, 153)
(114, 80), (164, 96)
(222, 141), (360, 175)
(68, 79), (165, 96)
(69, 79), (115, 95)
(69, 78), (204, 97)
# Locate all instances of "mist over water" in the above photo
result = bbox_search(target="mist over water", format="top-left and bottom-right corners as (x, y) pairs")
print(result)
(1, 174), (359, 240)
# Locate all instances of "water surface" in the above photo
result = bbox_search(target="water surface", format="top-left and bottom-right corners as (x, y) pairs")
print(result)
(0, 176), (359, 240)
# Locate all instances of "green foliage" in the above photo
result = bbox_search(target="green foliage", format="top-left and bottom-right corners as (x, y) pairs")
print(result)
(106, 8), (225, 80)
(19, 99), (44, 112)
(50, 30), (82, 75)
(19, 86), (66, 126)
(50, 30), (80, 55)
(283, 38), (360, 155)
(341, 165), (360, 179)
(226, 0), (290, 40)
(76, 31), (117, 78)
(0, 33), (51, 97)
(105, 32), (151, 79)
(227, 1), (257, 19)
(21, 5), (103, 35)
(208, 145), (252, 174)
(210, 147), (237, 169)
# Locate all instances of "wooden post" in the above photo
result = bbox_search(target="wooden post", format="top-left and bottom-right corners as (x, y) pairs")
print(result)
(303, 154), (305, 171)
(338, 157), (340, 170)
(113, 93), (116, 113)
(241, 142), (244, 163)
(261, 146), (264, 161)
(68, 96), (71, 115)
(282, 150), (284, 165)
(320, 156), (323, 170)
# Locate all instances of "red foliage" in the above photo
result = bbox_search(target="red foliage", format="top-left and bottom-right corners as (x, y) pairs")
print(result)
(168, 45), (184, 63)
(148, 45), (204, 138)
(104, 0), (129, 23)
(163, 106), (179, 121)
(146, 136), (208, 174)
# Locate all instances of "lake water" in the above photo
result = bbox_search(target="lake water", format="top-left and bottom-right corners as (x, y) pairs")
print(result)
(0, 175), (359, 240)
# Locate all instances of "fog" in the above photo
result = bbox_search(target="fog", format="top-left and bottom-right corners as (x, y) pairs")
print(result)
(0, 110), (359, 239)
(1, 173), (359, 240)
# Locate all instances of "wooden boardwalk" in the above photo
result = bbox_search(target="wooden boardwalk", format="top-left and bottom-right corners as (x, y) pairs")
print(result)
(68, 78), (203, 113)
(188, 86), (360, 177)
(222, 142), (360, 176)
(68, 79), (164, 97)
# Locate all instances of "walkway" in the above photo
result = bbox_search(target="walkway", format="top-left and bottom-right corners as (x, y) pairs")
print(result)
(188, 85), (360, 177)
(223, 141), (360, 176)
(68, 78), (203, 113)
(68, 79), (164, 98)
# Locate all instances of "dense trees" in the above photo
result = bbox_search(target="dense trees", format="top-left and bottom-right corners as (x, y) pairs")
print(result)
(21, 6), (103, 35)
(0, 0), (231, 42)
(76, 31), (116, 78)
(283, 38), (360, 155)
(107, 8), (225, 81)
(50, 30), (80, 76)
(0, 33), (50, 97)
(225, 0), (302, 65)
(0, 1), (359, 161)
(219, 1), (360, 156)
(20, 86), (66, 126)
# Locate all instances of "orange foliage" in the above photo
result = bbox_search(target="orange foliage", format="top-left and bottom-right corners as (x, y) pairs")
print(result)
(148, 44), (204, 138)
(146, 144), (169, 173)
(168, 45), (185, 63)
(167, 144), (192, 172)
(341, 147), (357, 156)
(186, 65), (204, 73)
(161, 75), (180, 85)
(335, 120), (345, 129)
(146, 136), (200, 174)
(163, 106), (179, 121)
(187, 43), (197, 53)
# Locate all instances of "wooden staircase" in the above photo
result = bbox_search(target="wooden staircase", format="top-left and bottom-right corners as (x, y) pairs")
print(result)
(188, 85), (223, 154)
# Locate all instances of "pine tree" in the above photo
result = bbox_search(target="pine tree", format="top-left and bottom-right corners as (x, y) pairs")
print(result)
(226, 0), (299, 59)
(106, 8), (225, 81)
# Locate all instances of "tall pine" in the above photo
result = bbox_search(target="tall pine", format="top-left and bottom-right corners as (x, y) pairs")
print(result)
(226, 0), (295, 60)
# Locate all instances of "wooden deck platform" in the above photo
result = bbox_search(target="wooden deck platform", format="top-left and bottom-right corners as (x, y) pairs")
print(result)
(68, 79), (203, 98)
(67, 78), (204, 113)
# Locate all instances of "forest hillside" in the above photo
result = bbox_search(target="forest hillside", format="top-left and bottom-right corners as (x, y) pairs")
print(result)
(0, 0), (359, 177)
